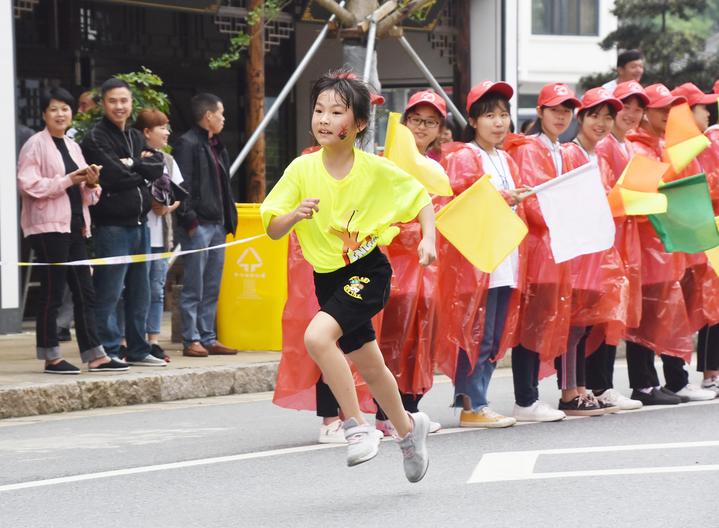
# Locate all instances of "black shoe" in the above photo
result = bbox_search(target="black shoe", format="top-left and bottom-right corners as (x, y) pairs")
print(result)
(631, 388), (680, 405)
(117, 345), (128, 361)
(661, 386), (689, 403)
(88, 358), (130, 372)
(44, 360), (81, 375)
(149, 343), (165, 360)
(57, 327), (72, 342)
(558, 395), (607, 416)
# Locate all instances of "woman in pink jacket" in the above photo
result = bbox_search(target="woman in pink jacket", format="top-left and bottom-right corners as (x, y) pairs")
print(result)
(17, 87), (128, 374)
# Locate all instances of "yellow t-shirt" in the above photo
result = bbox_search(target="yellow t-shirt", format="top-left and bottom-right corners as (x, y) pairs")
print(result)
(260, 148), (431, 273)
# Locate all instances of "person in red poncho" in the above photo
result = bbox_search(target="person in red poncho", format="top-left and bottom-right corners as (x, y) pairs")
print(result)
(557, 88), (628, 416)
(589, 81), (649, 411)
(504, 83), (581, 422)
(674, 82), (719, 398)
(438, 81), (528, 428)
(624, 83), (716, 404)
(374, 90), (448, 437)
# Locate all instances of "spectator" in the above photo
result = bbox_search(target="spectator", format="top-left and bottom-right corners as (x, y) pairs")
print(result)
(81, 77), (167, 367)
(17, 87), (127, 374)
(133, 108), (184, 362)
(174, 93), (238, 357)
(602, 49), (644, 92)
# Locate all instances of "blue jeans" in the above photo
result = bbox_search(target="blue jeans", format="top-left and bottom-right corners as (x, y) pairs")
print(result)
(177, 223), (226, 346)
(146, 247), (168, 334)
(93, 224), (152, 361)
(453, 287), (512, 410)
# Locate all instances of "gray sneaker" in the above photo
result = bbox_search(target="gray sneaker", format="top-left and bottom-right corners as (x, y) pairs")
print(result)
(343, 418), (380, 467)
(397, 412), (430, 483)
(126, 354), (167, 367)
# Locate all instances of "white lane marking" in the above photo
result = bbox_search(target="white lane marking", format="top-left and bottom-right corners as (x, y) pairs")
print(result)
(0, 443), (340, 493)
(468, 440), (719, 483)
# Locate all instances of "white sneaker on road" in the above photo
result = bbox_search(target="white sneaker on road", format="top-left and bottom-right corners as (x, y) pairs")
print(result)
(343, 418), (380, 467)
(675, 384), (717, 401)
(596, 389), (643, 410)
(513, 401), (566, 422)
(318, 419), (346, 444)
(700, 377), (719, 396)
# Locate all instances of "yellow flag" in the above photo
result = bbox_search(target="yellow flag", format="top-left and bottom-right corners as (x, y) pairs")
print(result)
(705, 217), (719, 275)
(436, 175), (527, 273)
(619, 188), (668, 215)
(666, 134), (711, 174)
(608, 154), (669, 216)
(664, 103), (711, 173)
(384, 112), (453, 196)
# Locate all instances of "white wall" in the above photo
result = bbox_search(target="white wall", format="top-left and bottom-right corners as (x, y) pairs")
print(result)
(517, 0), (618, 98)
(293, 22), (454, 153)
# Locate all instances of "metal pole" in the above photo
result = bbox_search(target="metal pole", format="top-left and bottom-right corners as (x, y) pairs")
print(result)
(397, 35), (467, 128)
(230, 1), (346, 177)
(362, 15), (377, 82)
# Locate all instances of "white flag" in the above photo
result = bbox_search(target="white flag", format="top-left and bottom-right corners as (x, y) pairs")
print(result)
(532, 162), (615, 264)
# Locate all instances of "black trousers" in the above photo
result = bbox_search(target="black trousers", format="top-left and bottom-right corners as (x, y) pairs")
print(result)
(316, 379), (340, 418)
(697, 324), (719, 372)
(586, 342), (617, 391)
(626, 341), (688, 391)
(512, 344), (540, 406)
(28, 231), (103, 359)
(375, 393), (422, 421)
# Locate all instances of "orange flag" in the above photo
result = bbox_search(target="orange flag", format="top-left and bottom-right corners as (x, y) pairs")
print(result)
(607, 154), (669, 217)
(663, 103), (710, 174)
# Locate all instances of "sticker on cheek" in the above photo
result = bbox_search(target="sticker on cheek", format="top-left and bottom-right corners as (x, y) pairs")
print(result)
(338, 127), (348, 140)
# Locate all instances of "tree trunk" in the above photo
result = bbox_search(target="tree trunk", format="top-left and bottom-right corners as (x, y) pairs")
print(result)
(245, 0), (266, 203)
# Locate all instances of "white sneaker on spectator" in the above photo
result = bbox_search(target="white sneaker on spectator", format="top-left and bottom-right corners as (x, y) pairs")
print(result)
(376, 419), (398, 438)
(429, 421), (442, 433)
(675, 383), (717, 401)
(700, 376), (719, 396)
(318, 419), (345, 444)
(126, 354), (167, 367)
(596, 389), (643, 410)
(513, 401), (566, 422)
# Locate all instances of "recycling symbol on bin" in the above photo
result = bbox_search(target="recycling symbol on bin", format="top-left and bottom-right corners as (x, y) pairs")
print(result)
(237, 247), (263, 272)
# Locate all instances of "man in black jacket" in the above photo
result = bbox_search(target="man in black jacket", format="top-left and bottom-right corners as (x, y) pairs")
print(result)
(174, 93), (238, 357)
(81, 77), (167, 366)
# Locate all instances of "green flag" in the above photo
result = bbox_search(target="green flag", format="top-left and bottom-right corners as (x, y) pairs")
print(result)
(649, 173), (719, 253)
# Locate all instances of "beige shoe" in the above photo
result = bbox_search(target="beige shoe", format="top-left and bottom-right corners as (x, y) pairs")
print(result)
(460, 407), (516, 428)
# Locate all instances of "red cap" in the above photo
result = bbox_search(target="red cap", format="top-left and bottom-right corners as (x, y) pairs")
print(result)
(671, 82), (719, 107)
(714, 80), (719, 95)
(644, 83), (686, 108)
(613, 81), (650, 106)
(537, 83), (581, 108)
(335, 72), (385, 105)
(405, 90), (447, 117)
(465, 81), (514, 114)
(580, 87), (624, 112)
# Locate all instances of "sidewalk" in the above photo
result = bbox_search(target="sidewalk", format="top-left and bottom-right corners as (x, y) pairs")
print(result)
(0, 318), (281, 419)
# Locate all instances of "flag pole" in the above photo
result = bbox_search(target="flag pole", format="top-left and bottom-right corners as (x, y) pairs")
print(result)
(229, 1), (347, 178)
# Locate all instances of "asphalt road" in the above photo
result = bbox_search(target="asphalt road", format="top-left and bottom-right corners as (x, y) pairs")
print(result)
(1, 361), (718, 528)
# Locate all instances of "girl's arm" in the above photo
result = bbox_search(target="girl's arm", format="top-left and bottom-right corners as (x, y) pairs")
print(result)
(266, 198), (320, 240)
(416, 203), (436, 266)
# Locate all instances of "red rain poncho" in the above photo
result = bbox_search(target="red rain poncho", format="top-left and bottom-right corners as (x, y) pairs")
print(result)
(595, 134), (643, 333)
(561, 142), (629, 351)
(429, 142), (526, 380)
(623, 127), (695, 359)
(504, 134), (572, 363)
(272, 234), (378, 412)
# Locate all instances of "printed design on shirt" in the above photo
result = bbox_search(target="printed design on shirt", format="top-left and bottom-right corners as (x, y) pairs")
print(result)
(329, 209), (378, 265)
(344, 275), (370, 300)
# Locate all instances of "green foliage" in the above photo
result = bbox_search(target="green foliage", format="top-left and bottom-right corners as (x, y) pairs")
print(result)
(71, 66), (170, 142)
(579, 0), (717, 90)
(209, 0), (289, 70)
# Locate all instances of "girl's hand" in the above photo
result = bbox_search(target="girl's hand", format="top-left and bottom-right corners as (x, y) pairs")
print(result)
(84, 165), (101, 187)
(417, 237), (436, 267)
(294, 198), (320, 221)
(502, 187), (532, 206)
(69, 168), (88, 185)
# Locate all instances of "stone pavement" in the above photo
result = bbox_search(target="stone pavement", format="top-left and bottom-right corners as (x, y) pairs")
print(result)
(0, 322), (281, 419)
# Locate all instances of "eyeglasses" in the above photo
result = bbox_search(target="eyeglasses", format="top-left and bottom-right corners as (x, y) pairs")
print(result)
(407, 115), (440, 129)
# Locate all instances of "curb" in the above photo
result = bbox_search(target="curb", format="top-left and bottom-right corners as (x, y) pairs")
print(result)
(0, 362), (278, 419)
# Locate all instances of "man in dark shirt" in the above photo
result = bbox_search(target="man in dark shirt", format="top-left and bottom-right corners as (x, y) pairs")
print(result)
(174, 93), (238, 357)
(81, 78), (166, 366)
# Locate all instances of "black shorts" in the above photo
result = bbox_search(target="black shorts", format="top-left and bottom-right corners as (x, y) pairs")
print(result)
(313, 248), (392, 354)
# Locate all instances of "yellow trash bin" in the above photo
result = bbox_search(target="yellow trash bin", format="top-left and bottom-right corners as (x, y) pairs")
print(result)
(217, 204), (288, 350)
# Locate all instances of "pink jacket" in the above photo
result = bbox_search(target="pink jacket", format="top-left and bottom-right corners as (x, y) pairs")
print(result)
(17, 128), (101, 237)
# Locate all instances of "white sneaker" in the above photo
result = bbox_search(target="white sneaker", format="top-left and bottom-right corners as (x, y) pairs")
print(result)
(429, 421), (442, 433)
(700, 376), (719, 396)
(376, 419), (398, 438)
(343, 418), (380, 467)
(318, 419), (346, 444)
(126, 354), (167, 367)
(675, 383), (717, 401)
(596, 389), (643, 411)
(513, 401), (566, 422)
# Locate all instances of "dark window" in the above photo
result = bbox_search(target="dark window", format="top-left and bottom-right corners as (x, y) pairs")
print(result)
(532, 0), (599, 36)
